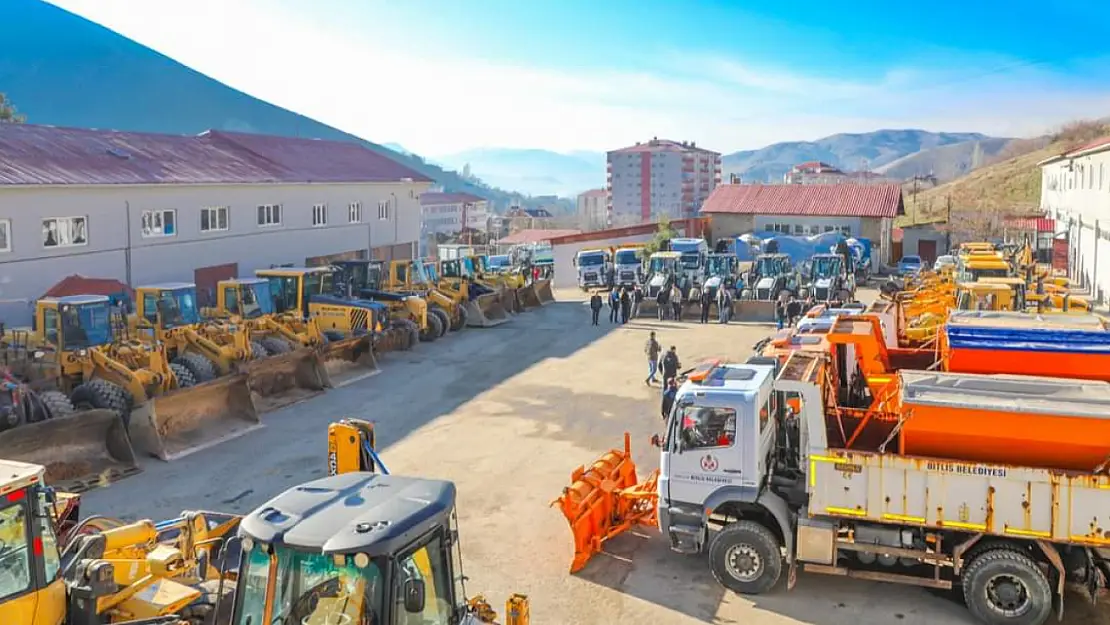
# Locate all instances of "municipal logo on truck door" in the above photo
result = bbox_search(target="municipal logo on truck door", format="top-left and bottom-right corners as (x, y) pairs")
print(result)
(700, 454), (719, 472)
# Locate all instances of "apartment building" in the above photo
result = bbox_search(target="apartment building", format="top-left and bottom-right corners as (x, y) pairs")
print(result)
(419, 192), (490, 237)
(784, 161), (895, 185)
(606, 138), (721, 224)
(576, 188), (608, 230)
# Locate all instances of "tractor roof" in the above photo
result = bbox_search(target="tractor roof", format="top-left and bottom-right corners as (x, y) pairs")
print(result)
(256, 267), (332, 275)
(0, 459), (44, 497)
(221, 277), (269, 286)
(240, 472), (456, 557)
(138, 282), (196, 291)
(40, 294), (111, 306)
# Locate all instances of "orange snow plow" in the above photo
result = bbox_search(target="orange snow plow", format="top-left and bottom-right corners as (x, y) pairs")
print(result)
(550, 432), (659, 573)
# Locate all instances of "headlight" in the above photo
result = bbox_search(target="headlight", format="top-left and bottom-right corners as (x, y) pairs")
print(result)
(77, 349), (88, 357)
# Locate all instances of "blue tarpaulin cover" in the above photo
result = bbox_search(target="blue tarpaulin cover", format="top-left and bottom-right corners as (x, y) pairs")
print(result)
(945, 323), (1110, 354)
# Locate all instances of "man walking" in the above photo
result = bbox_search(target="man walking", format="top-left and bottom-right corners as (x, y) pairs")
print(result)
(661, 345), (681, 388)
(644, 331), (661, 385)
(620, 287), (632, 324)
(699, 287), (711, 324)
(775, 298), (786, 330)
(589, 290), (603, 325)
(787, 295), (802, 326)
(609, 289), (620, 324)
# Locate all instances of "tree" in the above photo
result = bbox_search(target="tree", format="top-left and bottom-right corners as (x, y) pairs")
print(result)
(643, 218), (678, 255)
(0, 93), (25, 124)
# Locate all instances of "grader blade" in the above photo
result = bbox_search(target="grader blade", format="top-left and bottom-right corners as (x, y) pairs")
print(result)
(533, 278), (555, 305)
(130, 375), (261, 462)
(466, 293), (510, 327)
(0, 409), (139, 492)
(551, 433), (659, 573)
(733, 300), (777, 322)
(517, 284), (542, 310)
(246, 347), (332, 410)
(321, 335), (381, 388)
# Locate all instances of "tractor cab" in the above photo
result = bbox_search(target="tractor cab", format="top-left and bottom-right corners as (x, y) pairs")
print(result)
(0, 460), (68, 625)
(424, 261), (440, 283)
(255, 267), (335, 318)
(215, 278), (277, 319)
(133, 283), (202, 332)
(703, 254), (739, 297)
(231, 472), (469, 625)
(441, 259), (473, 280)
(35, 295), (114, 353)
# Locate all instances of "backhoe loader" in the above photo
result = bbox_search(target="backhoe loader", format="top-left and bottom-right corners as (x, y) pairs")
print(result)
(325, 260), (437, 343)
(0, 296), (260, 465)
(439, 258), (511, 326)
(0, 458), (241, 625)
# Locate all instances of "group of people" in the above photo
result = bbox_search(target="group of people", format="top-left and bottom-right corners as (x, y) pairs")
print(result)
(644, 331), (682, 419)
(588, 285), (644, 325)
(588, 283), (737, 325)
(774, 290), (850, 329)
(693, 286), (734, 324)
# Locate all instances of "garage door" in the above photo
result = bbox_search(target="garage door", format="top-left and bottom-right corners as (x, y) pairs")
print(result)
(195, 263), (238, 307)
(918, 240), (937, 265)
(305, 249), (368, 267)
(372, 243), (414, 261)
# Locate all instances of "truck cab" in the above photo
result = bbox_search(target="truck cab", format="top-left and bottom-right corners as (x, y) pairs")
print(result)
(745, 254), (797, 300)
(133, 283), (203, 335)
(801, 254), (854, 302)
(574, 249), (612, 290)
(669, 238), (710, 289)
(613, 247), (645, 288)
(255, 267), (335, 319)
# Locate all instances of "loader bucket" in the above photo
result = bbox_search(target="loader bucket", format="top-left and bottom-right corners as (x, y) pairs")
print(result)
(517, 284), (542, 310)
(533, 278), (555, 305)
(246, 347), (332, 410)
(466, 293), (510, 327)
(0, 409), (139, 492)
(550, 433), (659, 573)
(129, 375), (261, 462)
(733, 299), (777, 322)
(321, 335), (381, 388)
(501, 288), (522, 314)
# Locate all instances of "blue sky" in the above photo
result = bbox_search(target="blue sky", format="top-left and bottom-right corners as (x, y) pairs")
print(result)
(48, 0), (1110, 155)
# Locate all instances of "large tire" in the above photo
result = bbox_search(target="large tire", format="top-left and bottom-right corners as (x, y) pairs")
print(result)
(169, 363), (197, 388)
(962, 547), (1053, 625)
(396, 320), (419, 350)
(71, 379), (133, 424)
(179, 579), (235, 625)
(452, 304), (468, 332)
(429, 307), (450, 338)
(259, 337), (293, 355)
(38, 390), (75, 421)
(174, 352), (218, 383)
(249, 341), (268, 360)
(419, 312), (443, 342)
(708, 520), (783, 595)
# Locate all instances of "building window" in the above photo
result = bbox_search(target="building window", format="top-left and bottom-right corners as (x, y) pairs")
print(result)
(42, 216), (88, 248)
(312, 203), (328, 227)
(348, 202), (363, 223)
(257, 204), (282, 227)
(793, 224), (804, 235)
(378, 201), (390, 220)
(141, 209), (176, 238)
(0, 219), (9, 253)
(201, 206), (229, 232)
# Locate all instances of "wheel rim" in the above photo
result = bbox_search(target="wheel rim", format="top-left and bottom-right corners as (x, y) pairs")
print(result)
(985, 573), (1031, 617)
(725, 543), (763, 582)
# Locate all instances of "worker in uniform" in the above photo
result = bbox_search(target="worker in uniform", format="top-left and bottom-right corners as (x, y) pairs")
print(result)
(631, 285), (644, 319)
(661, 346), (681, 388)
(619, 287), (632, 324)
(670, 284), (683, 321)
(699, 287), (711, 324)
(656, 285), (669, 321)
(589, 290), (603, 325)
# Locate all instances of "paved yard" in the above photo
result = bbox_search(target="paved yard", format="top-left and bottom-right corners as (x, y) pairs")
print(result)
(84, 288), (1108, 625)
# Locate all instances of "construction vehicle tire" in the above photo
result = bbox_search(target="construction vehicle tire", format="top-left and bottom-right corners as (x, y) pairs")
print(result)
(429, 307), (451, 337)
(175, 352), (218, 383)
(708, 520), (783, 595)
(71, 379), (132, 424)
(452, 305), (468, 331)
(962, 546), (1052, 625)
(249, 341), (268, 360)
(396, 320), (419, 350)
(39, 390), (75, 421)
(420, 312), (443, 342)
(169, 362), (197, 388)
(180, 578), (235, 625)
(260, 337), (294, 355)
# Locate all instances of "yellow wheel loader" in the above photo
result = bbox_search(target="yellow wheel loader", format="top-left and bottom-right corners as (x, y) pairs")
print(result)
(467, 254), (523, 315)
(0, 296), (260, 464)
(0, 458), (241, 625)
(379, 259), (466, 333)
(439, 258), (511, 326)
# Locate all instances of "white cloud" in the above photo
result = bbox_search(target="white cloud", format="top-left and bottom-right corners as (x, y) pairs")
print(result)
(48, 0), (1110, 155)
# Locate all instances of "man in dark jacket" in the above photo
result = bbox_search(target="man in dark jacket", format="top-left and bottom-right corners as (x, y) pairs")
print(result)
(609, 289), (620, 324)
(786, 296), (802, 326)
(656, 287), (669, 321)
(661, 379), (678, 420)
(631, 285), (644, 319)
(661, 346), (681, 387)
(589, 290), (603, 325)
(620, 288), (631, 324)
(699, 287), (712, 324)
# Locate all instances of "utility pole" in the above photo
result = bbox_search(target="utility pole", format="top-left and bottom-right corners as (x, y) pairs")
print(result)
(945, 194), (952, 252)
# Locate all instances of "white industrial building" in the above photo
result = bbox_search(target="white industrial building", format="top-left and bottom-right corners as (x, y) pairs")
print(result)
(419, 191), (490, 236)
(0, 124), (432, 325)
(1039, 136), (1110, 305)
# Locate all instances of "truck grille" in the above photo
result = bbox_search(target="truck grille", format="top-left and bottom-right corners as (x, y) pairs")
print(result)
(620, 272), (635, 281)
(584, 273), (597, 281)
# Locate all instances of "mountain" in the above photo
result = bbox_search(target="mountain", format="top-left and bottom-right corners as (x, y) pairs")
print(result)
(722, 129), (1004, 182)
(0, 0), (548, 210)
(877, 136), (1054, 181)
(432, 148), (607, 197)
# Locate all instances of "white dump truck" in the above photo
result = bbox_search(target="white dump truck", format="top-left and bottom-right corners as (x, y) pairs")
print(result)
(574, 248), (613, 290)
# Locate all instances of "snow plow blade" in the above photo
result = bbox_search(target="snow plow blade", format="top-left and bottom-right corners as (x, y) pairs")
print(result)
(550, 433), (659, 573)
(466, 293), (510, 327)
(320, 335), (380, 388)
(533, 278), (555, 305)
(246, 347), (331, 408)
(517, 284), (542, 310)
(733, 300), (777, 322)
(129, 374), (261, 462)
(0, 409), (139, 492)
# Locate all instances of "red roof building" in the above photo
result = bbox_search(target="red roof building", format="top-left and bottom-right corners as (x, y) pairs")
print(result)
(700, 183), (904, 218)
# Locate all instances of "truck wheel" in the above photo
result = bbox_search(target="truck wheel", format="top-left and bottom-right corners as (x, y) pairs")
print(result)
(962, 547), (1052, 625)
(708, 520), (783, 595)
(429, 307), (451, 337)
(174, 352), (218, 382)
(169, 363), (197, 388)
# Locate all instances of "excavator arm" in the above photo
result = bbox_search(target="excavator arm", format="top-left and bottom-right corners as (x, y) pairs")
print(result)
(327, 418), (388, 475)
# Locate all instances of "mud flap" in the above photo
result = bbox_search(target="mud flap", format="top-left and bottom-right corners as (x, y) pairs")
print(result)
(0, 409), (139, 492)
(321, 335), (381, 388)
(533, 278), (555, 305)
(517, 284), (542, 310)
(129, 375), (261, 462)
(466, 294), (510, 327)
(732, 300), (777, 322)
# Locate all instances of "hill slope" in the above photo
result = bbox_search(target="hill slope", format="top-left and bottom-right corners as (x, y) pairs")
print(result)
(431, 148), (606, 197)
(723, 129), (1005, 182)
(0, 0), (544, 209)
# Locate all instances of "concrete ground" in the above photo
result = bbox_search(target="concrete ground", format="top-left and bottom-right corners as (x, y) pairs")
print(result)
(84, 288), (1108, 625)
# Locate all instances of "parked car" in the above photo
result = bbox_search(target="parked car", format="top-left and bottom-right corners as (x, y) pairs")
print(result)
(897, 255), (923, 276)
(933, 254), (956, 271)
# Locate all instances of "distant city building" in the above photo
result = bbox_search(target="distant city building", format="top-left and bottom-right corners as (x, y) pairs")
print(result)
(576, 188), (608, 230)
(419, 192), (490, 236)
(784, 161), (895, 185)
(505, 206), (556, 233)
(606, 138), (721, 224)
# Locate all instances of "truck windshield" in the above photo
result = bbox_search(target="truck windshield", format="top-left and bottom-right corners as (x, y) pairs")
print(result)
(649, 257), (675, 273)
(813, 256), (840, 278)
(707, 256), (733, 276)
(615, 250), (639, 265)
(680, 252), (700, 269)
(240, 282), (276, 318)
(235, 543), (385, 625)
(157, 289), (201, 328)
(577, 253), (604, 267)
(756, 257), (781, 276)
(61, 302), (113, 349)
(411, 261), (432, 285)
(674, 405), (737, 450)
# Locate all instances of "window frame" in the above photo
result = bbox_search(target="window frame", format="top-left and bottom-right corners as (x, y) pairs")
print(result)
(0, 218), (10, 253)
(312, 203), (328, 227)
(0, 498), (33, 602)
(200, 206), (230, 233)
(676, 404), (738, 451)
(140, 208), (177, 238)
(257, 204), (283, 227)
(378, 201), (390, 221)
(394, 528), (454, 625)
(348, 201), (363, 223)
(41, 216), (89, 249)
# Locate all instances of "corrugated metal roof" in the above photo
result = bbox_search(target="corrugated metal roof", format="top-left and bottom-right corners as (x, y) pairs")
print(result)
(43, 275), (132, 299)
(0, 123), (430, 186)
(578, 188), (608, 198)
(419, 192), (487, 205)
(1066, 136), (1110, 158)
(1005, 217), (1056, 233)
(498, 228), (581, 244)
(700, 183), (904, 218)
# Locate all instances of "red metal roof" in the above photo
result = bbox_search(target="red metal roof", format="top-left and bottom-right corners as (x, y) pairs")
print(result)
(579, 188), (608, 198)
(498, 228), (581, 245)
(419, 192), (487, 205)
(700, 183), (904, 218)
(1066, 136), (1110, 157)
(609, 139), (720, 156)
(43, 275), (132, 299)
(0, 123), (430, 186)
(1004, 217), (1056, 233)
(547, 218), (708, 245)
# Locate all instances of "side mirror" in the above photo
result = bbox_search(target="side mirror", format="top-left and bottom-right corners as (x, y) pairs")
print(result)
(403, 578), (426, 613)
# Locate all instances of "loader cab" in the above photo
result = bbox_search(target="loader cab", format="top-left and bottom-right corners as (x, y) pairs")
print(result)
(218, 278), (276, 319)
(256, 267), (335, 318)
(134, 283), (202, 330)
(0, 460), (66, 625)
(424, 262), (439, 283)
(231, 472), (467, 625)
(36, 295), (114, 353)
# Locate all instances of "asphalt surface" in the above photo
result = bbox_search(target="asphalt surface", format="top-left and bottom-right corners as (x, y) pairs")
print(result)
(83, 288), (1109, 625)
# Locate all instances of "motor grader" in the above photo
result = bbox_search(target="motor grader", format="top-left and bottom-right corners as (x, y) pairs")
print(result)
(0, 295), (260, 469)
(437, 258), (511, 327)
(325, 260), (437, 344)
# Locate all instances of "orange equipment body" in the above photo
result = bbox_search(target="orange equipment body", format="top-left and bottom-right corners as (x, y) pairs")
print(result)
(940, 311), (1110, 382)
(895, 369), (1110, 472)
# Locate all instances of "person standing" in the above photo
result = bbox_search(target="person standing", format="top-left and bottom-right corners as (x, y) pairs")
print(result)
(671, 284), (683, 321)
(661, 346), (681, 387)
(656, 286), (669, 321)
(631, 285), (643, 319)
(609, 289), (620, 324)
(619, 287), (631, 324)
(589, 290), (603, 326)
(661, 379), (678, 420)
(717, 287), (730, 324)
(644, 331), (661, 385)
(787, 296), (802, 326)
(775, 298), (786, 330)
(699, 287), (711, 324)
